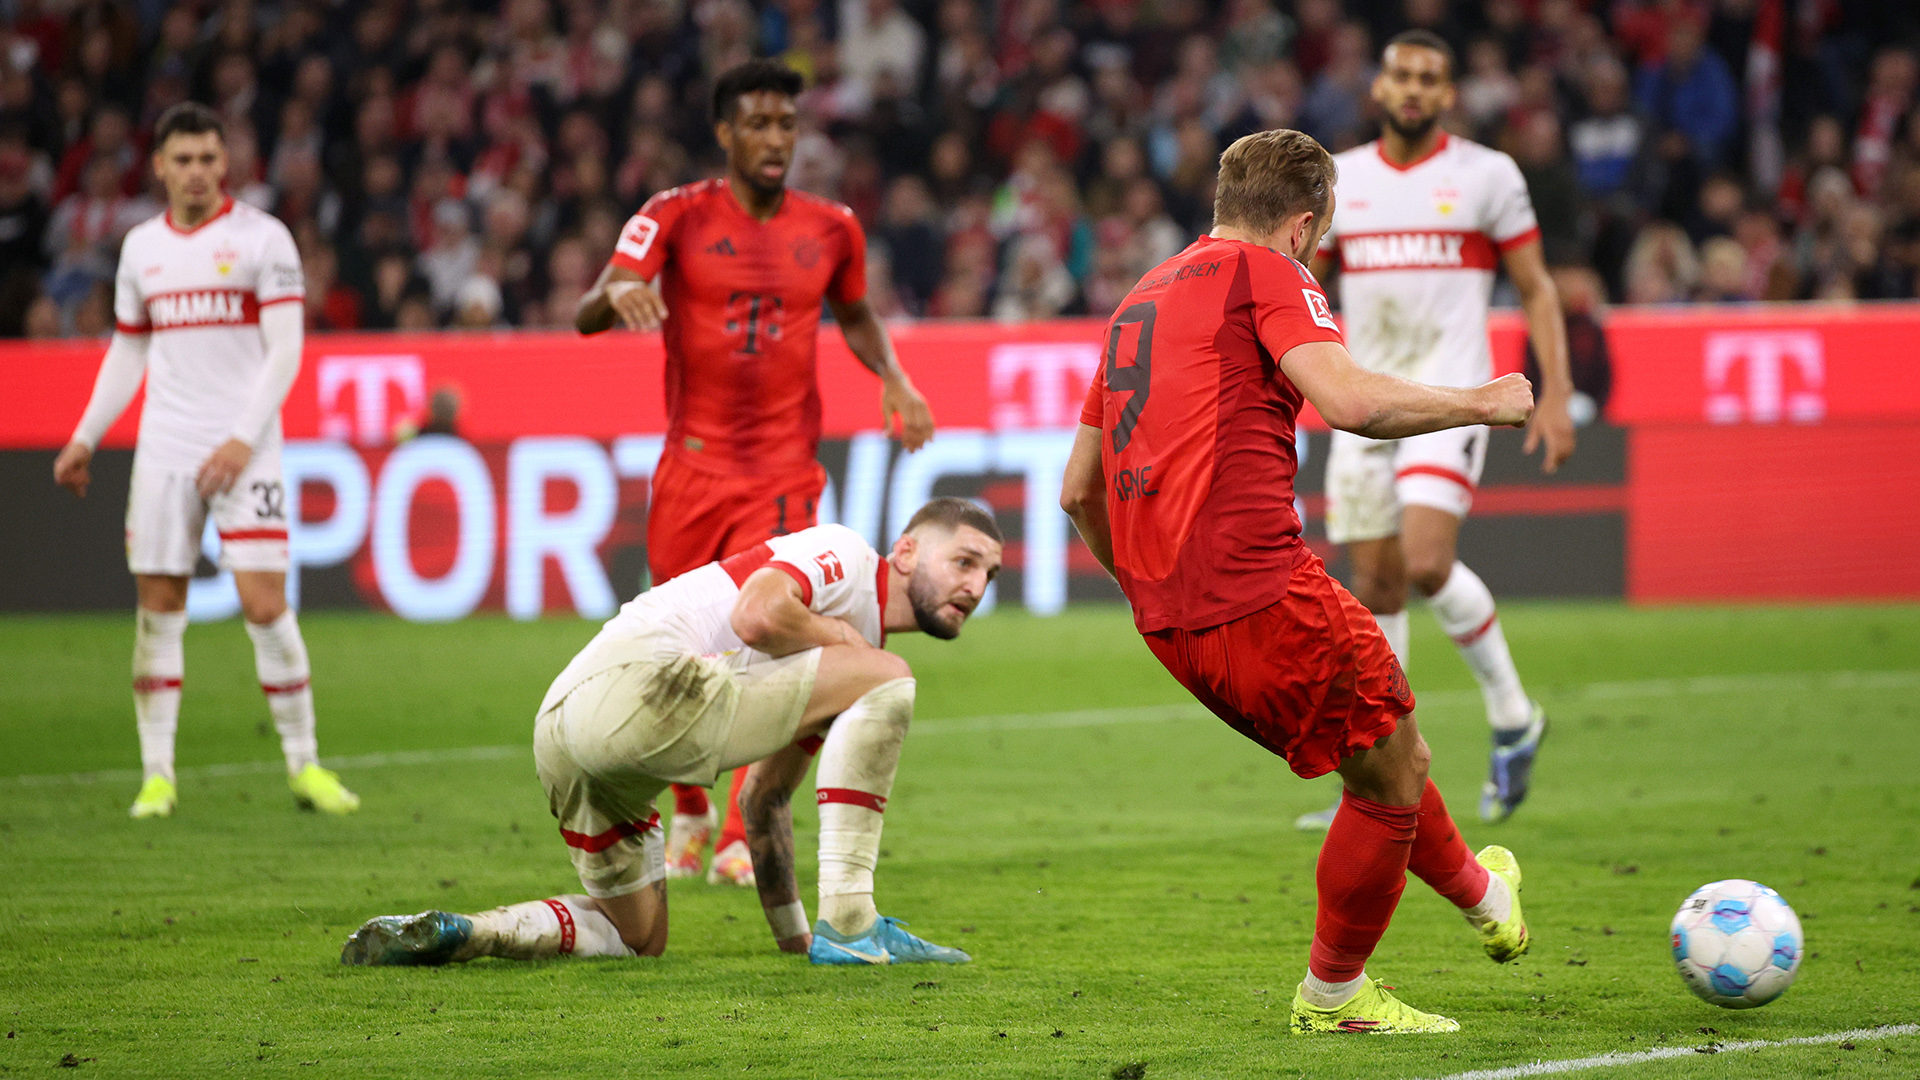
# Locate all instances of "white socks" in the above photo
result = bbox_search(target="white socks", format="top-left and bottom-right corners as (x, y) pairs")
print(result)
(1426, 562), (1532, 732)
(815, 678), (916, 937)
(465, 896), (632, 960)
(246, 610), (319, 774)
(132, 608), (187, 782)
(1300, 971), (1368, 1009)
(1373, 609), (1409, 666)
(1459, 871), (1513, 930)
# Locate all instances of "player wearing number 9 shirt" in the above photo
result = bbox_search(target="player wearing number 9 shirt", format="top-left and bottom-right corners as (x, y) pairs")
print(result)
(1061, 130), (1539, 1033)
(575, 60), (934, 888)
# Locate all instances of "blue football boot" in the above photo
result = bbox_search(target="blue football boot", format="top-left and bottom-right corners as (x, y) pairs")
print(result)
(340, 911), (474, 966)
(1480, 704), (1548, 823)
(808, 916), (971, 965)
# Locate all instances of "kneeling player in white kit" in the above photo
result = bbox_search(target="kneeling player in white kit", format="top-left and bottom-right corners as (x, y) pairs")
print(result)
(1303, 31), (1578, 827)
(52, 102), (358, 819)
(341, 498), (1001, 966)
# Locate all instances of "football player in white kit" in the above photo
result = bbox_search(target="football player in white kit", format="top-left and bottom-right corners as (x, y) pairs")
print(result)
(52, 103), (359, 820)
(341, 499), (1001, 967)
(1301, 31), (1578, 828)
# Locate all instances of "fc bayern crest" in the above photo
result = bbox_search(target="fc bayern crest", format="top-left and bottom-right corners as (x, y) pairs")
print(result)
(790, 236), (822, 268)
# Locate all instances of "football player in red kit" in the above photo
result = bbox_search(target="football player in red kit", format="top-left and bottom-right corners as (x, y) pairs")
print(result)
(1062, 129), (1537, 1033)
(577, 60), (933, 887)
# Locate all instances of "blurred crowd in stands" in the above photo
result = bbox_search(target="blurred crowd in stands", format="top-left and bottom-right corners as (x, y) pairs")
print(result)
(0, 0), (1917, 337)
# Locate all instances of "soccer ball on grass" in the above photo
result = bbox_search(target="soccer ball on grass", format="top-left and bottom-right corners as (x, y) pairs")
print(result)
(1669, 879), (1803, 1009)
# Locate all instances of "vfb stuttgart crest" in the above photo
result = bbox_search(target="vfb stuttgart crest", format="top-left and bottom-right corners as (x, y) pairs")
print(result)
(212, 242), (239, 276)
(1431, 186), (1460, 216)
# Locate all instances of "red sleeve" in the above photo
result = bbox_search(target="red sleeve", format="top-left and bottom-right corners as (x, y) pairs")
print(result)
(828, 208), (868, 305)
(1248, 250), (1344, 360)
(1079, 364), (1105, 427)
(609, 190), (681, 280)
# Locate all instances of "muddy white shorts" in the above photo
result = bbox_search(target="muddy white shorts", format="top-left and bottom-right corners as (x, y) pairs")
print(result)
(125, 446), (289, 576)
(533, 636), (820, 898)
(1324, 426), (1487, 544)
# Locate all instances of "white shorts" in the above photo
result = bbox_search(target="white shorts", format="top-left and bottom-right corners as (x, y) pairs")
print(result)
(125, 447), (289, 577)
(533, 641), (820, 898)
(1324, 426), (1488, 544)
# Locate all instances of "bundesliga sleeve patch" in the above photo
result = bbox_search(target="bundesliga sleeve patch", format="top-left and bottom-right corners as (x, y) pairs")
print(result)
(616, 215), (661, 262)
(1304, 289), (1338, 331)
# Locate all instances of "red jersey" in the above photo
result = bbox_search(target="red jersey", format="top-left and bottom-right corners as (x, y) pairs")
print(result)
(611, 179), (868, 475)
(1080, 236), (1345, 633)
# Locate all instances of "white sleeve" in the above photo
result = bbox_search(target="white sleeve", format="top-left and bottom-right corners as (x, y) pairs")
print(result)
(112, 238), (149, 333)
(255, 219), (306, 305)
(1487, 153), (1540, 250)
(69, 332), (150, 449)
(229, 300), (303, 447)
(767, 525), (871, 613)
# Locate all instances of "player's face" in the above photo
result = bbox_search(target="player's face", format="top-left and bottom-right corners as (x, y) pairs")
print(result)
(153, 131), (228, 214)
(1371, 45), (1455, 141)
(718, 92), (799, 196)
(904, 525), (1002, 640)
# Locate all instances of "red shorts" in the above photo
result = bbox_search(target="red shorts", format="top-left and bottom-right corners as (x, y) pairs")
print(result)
(1142, 553), (1414, 779)
(647, 450), (828, 582)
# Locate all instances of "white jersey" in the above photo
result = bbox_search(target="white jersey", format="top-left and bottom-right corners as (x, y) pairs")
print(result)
(1321, 134), (1538, 388)
(601, 523), (887, 663)
(113, 197), (305, 470)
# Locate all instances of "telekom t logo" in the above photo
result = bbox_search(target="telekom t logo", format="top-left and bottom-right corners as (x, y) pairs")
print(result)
(990, 343), (1103, 430)
(318, 355), (427, 445)
(1703, 331), (1825, 425)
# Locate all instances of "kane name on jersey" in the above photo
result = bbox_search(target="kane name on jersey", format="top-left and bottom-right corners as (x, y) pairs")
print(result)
(1080, 236), (1344, 633)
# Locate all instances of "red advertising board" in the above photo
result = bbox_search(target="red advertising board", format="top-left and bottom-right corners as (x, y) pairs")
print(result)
(5, 305), (1918, 608)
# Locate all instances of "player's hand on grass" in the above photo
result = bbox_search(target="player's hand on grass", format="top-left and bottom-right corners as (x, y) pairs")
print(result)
(1481, 373), (1536, 428)
(196, 438), (253, 498)
(607, 280), (668, 332)
(53, 442), (93, 497)
(1524, 391), (1577, 474)
(882, 376), (934, 451)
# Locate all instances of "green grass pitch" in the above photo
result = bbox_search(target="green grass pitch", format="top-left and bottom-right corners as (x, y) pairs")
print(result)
(2, 603), (1917, 1078)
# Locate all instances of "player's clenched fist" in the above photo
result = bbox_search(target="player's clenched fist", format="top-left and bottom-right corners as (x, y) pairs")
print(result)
(1480, 373), (1536, 428)
(882, 376), (935, 452)
(607, 279), (668, 332)
(53, 441), (93, 498)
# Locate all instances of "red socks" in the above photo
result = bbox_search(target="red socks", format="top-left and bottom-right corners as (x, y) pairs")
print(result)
(714, 766), (750, 851)
(1407, 779), (1490, 908)
(1309, 791), (1416, 983)
(671, 783), (710, 818)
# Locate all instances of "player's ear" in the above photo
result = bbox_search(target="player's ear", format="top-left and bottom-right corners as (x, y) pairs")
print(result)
(889, 532), (918, 573)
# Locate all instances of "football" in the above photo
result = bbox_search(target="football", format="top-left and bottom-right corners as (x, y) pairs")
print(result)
(1670, 879), (1804, 1009)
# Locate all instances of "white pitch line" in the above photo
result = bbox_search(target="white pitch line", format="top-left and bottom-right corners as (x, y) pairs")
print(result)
(1408, 1023), (1919, 1080)
(3, 669), (1915, 789)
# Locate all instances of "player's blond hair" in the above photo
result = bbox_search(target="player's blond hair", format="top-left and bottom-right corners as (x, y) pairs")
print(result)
(1212, 129), (1336, 237)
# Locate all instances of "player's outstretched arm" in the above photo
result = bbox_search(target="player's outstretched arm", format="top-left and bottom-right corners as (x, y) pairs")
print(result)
(1059, 423), (1116, 579)
(828, 296), (934, 452)
(575, 262), (667, 335)
(739, 742), (815, 954)
(56, 331), (152, 498)
(730, 567), (868, 657)
(1281, 340), (1536, 440)
(1503, 238), (1576, 473)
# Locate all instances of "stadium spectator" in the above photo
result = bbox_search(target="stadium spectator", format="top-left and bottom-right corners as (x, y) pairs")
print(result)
(4, 0), (1919, 336)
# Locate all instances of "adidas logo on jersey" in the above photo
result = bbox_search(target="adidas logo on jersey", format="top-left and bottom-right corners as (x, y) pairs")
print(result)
(147, 289), (254, 329)
(1340, 232), (1478, 271)
(707, 237), (737, 256)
